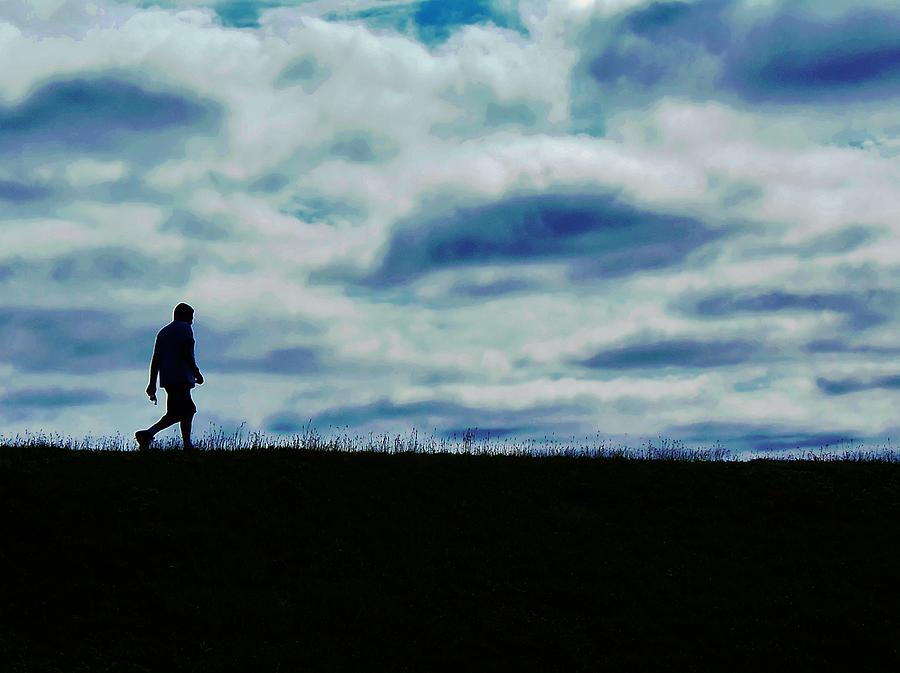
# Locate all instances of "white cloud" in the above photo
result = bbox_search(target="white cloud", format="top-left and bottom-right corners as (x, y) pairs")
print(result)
(63, 159), (128, 187)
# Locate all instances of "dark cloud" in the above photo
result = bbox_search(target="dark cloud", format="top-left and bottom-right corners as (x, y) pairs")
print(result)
(0, 260), (20, 281)
(690, 290), (895, 329)
(727, 9), (900, 103)
(276, 55), (330, 93)
(795, 225), (880, 258)
(263, 414), (311, 435)
(816, 374), (900, 396)
(0, 179), (52, 204)
(0, 75), (221, 158)
(364, 193), (722, 287)
(624, 0), (731, 51)
(583, 0), (730, 96)
(805, 339), (900, 356)
(264, 397), (588, 437)
(484, 101), (538, 128)
(0, 248), (197, 293)
(716, 181), (762, 209)
(160, 210), (232, 241)
(283, 193), (366, 224)
(567, 222), (722, 281)
(0, 305), (252, 376)
(310, 398), (472, 429)
(0, 306), (150, 373)
(448, 277), (537, 299)
(248, 173), (289, 193)
(0, 173), (173, 221)
(330, 135), (375, 163)
(575, 2), (900, 129)
(667, 420), (859, 451)
(580, 338), (759, 370)
(328, 132), (398, 164)
(625, 1), (692, 35)
(732, 375), (772, 393)
(0, 387), (109, 408)
(173, 315), (324, 377)
(34, 246), (195, 288)
(85, 174), (167, 205)
(208, 346), (323, 376)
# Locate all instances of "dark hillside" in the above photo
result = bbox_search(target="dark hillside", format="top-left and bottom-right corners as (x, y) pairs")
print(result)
(1, 446), (898, 672)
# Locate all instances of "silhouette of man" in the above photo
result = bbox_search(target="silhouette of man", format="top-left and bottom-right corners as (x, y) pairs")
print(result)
(135, 302), (204, 451)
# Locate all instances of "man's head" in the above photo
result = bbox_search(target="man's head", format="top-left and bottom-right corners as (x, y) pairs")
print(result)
(174, 302), (194, 323)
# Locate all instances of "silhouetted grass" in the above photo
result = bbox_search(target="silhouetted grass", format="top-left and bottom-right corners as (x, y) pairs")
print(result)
(3, 422), (897, 461)
(1, 430), (898, 672)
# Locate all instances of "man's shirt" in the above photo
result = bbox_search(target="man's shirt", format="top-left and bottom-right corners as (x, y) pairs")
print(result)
(152, 320), (200, 389)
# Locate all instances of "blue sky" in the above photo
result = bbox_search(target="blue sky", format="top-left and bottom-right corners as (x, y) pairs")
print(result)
(1, 0), (900, 451)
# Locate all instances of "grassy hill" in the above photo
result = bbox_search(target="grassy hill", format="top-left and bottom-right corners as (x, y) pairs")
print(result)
(1, 443), (898, 672)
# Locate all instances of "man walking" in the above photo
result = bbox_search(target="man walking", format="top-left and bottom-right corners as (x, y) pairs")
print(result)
(135, 302), (204, 451)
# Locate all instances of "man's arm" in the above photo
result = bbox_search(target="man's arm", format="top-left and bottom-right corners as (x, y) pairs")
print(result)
(182, 336), (203, 384)
(146, 339), (159, 400)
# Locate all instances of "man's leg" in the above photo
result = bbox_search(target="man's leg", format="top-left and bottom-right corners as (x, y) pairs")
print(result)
(180, 413), (195, 451)
(136, 411), (179, 450)
(145, 412), (181, 438)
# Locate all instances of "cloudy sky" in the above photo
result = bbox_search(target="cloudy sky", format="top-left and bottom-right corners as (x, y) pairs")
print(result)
(2, 0), (899, 451)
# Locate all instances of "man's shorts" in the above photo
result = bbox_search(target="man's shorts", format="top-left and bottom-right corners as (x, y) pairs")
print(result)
(163, 385), (197, 420)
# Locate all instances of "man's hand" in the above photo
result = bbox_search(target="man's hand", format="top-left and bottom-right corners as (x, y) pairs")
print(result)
(195, 372), (204, 385)
(146, 384), (157, 404)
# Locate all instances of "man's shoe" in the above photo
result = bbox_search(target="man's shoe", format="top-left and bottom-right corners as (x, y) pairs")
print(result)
(135, 430), (152, 452)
